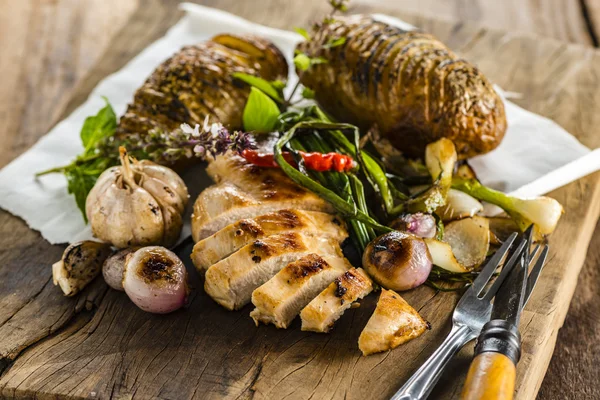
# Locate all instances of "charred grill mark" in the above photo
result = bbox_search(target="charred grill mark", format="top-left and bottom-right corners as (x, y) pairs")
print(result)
(334, 278), (348, 298)
(237, 220), (264, 237)
(250, 233), (304, 258)
(275, 209), (303, 228)
(287, 254), (330, 280)
(139, 253), (176, 284)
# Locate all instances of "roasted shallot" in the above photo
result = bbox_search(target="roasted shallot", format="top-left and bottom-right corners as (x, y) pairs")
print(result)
(363, 231), (433, 291)
(123, 246), (188, 314)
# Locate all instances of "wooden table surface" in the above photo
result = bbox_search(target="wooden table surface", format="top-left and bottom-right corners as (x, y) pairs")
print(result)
(1, 1), (599, 399)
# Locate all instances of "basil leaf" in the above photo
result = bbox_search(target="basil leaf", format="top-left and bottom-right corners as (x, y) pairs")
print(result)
(243, 87), (281, 133)
(294, 27), (311, 41)
(324, 37), (346, 49)
(302, 87), (315, 99)
(80, 97), (117, 154)
(65, 167), (97, 222)
(271, 80), (286, 91)
(310, 56), (328, 66)
(232, 72), (284, 103)
(294, 53), (311, 72)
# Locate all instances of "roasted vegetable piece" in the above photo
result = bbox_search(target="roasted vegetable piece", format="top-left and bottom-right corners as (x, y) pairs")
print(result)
(116, 34), (288, 167)
(297, 15), (506, 159)
(52, 241), (113, 296)
(86, 148), (189, 248)
(123, 246), (188, 314)
(362, 231), (433, 291)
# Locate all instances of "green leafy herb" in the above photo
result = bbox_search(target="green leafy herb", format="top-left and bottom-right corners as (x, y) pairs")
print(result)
(294, 27), (311, 41)
(271, 80), (287, 91)
(293, 53), (327, 72)
(37, 98), (119, 221)
(328, 0), (349, 12)
(293, 53), (311, 72)
(80, 98), (117, 153)
(232, 72), (284, 103)
(324, 36), (346, 49)
(242, 87), (281, 132)
(301, 87), (315, 99)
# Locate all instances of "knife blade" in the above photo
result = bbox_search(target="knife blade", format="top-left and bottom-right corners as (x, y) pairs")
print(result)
(490, 225), (534, 324)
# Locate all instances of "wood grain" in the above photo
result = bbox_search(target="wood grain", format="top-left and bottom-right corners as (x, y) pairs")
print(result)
(0, 1), (599, 399)
(356, 0), (600, 47)
(461, 352), (516, 400)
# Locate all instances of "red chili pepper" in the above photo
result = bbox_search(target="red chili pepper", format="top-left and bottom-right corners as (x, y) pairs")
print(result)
(241, 149), (355, 173)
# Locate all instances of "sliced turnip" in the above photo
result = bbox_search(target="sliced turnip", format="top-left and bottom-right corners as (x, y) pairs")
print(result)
(424, 238), (469, 273)
(443, 216), (490, 270)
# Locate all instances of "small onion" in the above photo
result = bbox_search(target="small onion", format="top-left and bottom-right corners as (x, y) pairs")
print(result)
(102, 248), (139, 291)
(123, 246), (188, 314)
(390, 213), (437, 239)
(437, 189), (483, 222)
(362, 231), (433, 291)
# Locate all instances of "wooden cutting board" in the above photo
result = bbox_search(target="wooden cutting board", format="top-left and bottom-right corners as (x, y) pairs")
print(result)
(1, 1), (600, 399)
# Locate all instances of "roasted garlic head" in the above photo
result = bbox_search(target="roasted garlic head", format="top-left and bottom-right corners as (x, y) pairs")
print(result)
(86, 147), (189, 248)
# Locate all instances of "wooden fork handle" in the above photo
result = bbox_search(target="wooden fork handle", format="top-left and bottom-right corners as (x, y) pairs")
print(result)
(461, 352), (516, 400)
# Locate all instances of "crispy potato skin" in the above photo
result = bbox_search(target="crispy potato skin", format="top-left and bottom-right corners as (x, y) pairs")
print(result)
(297, 15), (506, 159)
(116, 35), (288, 167)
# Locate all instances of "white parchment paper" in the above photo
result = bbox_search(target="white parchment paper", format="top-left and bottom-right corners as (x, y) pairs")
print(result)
(0, 3), (598, 245)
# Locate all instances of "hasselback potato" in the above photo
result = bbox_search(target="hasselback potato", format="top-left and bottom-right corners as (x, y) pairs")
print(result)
(297, 15), (506, 159)
(116, 34), (288, 157)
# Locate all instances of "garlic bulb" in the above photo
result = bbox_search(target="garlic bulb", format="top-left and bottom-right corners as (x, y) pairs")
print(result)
(123, 246), (188, 314)
(86, 147), (189, 248)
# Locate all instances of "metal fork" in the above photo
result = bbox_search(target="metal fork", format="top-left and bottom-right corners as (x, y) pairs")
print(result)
(391, 233), (548, 400)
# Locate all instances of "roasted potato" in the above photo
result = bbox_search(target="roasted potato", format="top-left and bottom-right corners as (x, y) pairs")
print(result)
(116, 34), (288, 166)
(297, 15), (506, 159)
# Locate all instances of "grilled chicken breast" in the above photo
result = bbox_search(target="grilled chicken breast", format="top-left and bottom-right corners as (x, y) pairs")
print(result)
(358, 289), (429, 356)
(300, 268), (373, 333)
(192, 209), (347, 272)
(250, 253), (352, 329)
(204, 232), (343, 310)
(191, 154), (334, 241)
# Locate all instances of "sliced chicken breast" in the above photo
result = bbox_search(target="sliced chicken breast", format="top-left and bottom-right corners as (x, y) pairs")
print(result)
(204, 232), (343, 310)
(250, 253), (352, 329)
(191, 181), (334, 241)
(300, 267), (373, 333)
(358, 289), (429, 356)
(191, 209), (347, 272)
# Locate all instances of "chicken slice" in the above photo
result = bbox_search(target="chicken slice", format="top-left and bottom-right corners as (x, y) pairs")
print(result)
(300, 268), (373, 333)
(250, 253), (352, 329)
(358, 289), (429, 356)
(191, 209), (347, 273)
(191, 153), (335, 241)
(191, 182), (334, 241)
(204, 232), (342, 310)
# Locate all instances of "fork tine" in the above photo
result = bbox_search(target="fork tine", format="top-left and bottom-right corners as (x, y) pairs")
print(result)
(524, 244), (549, 306)
(482, 236), (527, 300)
(471, 232), (518, 296)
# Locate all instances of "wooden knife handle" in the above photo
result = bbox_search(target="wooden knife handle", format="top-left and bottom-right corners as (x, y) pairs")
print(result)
(460, 352), (516, 400)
